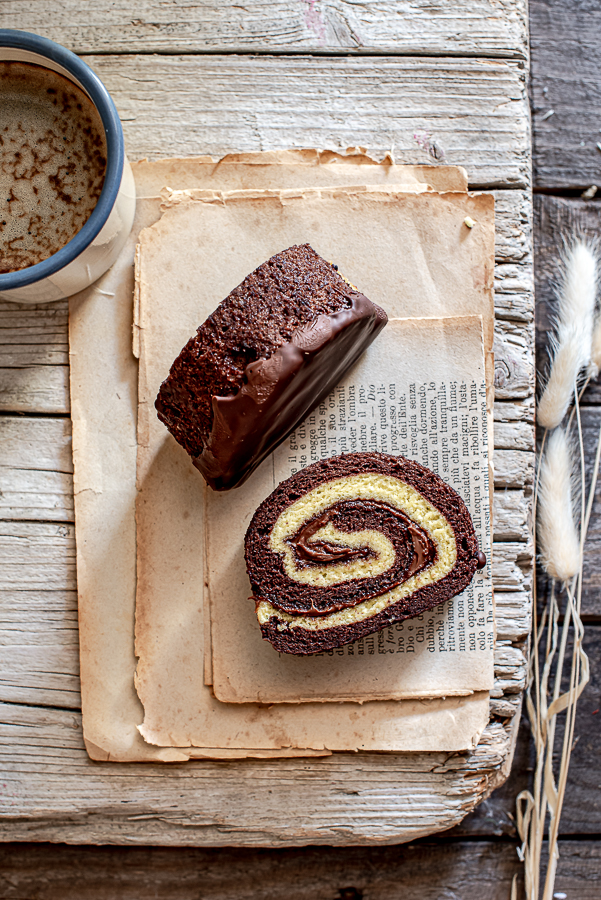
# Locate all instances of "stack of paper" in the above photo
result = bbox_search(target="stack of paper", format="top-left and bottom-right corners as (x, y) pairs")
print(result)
(70, 152), (495, 762)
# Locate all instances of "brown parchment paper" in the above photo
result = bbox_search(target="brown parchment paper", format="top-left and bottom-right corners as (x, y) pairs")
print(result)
(134, 187), (494, 750)
(132, 149), (468, 197)
(70, 155), (490, 761)
(208, 317), (493, 704)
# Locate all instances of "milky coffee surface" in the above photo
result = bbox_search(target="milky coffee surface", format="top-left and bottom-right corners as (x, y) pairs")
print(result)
(0, 61), (107, 273)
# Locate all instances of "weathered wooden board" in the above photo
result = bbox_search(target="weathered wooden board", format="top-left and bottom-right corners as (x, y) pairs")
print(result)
(1, 837), (600, 899)
(2, 0), (529, 58)
(530, 0), (601, 189)
(0, 417), (73, 522)
(0, 14), (534, 851)
(0, 697), (516, 846)
(82, 55), (530, 188)
(1, 632), (597, 846)
(0, 840), (519, 899)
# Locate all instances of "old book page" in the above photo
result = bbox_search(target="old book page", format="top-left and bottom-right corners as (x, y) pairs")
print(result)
(69, 156), (489, 761)
(208, 318), (493, 704)
(134, 187), (494, 749)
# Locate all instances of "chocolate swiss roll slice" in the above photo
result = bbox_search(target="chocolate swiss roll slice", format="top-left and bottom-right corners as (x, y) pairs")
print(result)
(155, 244), (387, 490)
(245, 452), (486, 655)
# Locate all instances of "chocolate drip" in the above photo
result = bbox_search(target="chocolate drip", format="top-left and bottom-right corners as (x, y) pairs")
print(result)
(475, 551), (487, 570)
(288, 499), (436, 583)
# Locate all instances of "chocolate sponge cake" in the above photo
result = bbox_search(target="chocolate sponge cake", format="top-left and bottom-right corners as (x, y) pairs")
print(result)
(245, 452), (486, 655)
(155, 245), (387, 490)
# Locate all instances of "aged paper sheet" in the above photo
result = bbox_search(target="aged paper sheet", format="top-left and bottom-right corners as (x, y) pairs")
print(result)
(134, 187), (494, 749)
(208, 318), (493, 704)
(132, 150), (468, 197)
(70, 156), (491, 760)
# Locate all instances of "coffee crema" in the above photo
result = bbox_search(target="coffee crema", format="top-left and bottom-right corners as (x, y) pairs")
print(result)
(0, 61), (108, 274)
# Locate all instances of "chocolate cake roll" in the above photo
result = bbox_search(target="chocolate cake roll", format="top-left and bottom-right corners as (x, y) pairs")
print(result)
(245, 452), (486, 655)
(155, 244), (387, 490)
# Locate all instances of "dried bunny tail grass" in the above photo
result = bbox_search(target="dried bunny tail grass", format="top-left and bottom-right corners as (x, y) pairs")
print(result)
(538, 240), (598, 429)
(538, 330), (588, 430)
(537, 427), (581, 582)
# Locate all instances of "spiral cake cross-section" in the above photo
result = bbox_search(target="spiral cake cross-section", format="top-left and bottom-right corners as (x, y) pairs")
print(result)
(245, 452), (485, 655)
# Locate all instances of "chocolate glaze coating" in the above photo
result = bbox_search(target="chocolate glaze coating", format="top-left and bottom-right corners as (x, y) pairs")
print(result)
(155, 245), (387, 490)
(245, 452), (482, 655)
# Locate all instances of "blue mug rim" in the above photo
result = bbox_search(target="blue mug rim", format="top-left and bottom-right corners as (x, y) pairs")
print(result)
(0, 29), (125, 289)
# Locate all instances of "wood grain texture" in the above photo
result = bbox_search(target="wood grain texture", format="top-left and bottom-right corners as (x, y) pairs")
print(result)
(0, 300), (69, 414)
(0, 418), (73, 522)
(535, 406), (601, 618)
(530, 0), (601, 189)
(83, 55), (530, 188)
(1, 0), (529, 58)
(0, 840), (526, 900)
(0, 701), (515, 845)
(1, 836), (600, 898)
(0, 16), (534, 848)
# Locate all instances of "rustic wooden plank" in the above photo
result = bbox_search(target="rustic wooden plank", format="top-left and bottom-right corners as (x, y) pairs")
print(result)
(494, 326), (535, 403)
(493, 492), (530, 542)
(0, 368), (69, 415)
(530, 0), (601, 189)
(494, 592), (531, 641)
(492, 641), (527, 697)
(82, 55), (530, 188)
(0, 589), (79, 709)
(491, 541), (533, 592)
(493, 190), (532, 263)
(493, 449), (534, 489)
(0, 300), (69, 411)
(0, 46), (533, 847)
(0, 839), (526, 900)
(0, 701), (514, 845)
(0, 300), (69, 368)
(1, 807), (601, 886)
(0, 523), (77, 593)
(0, 418), (73, 523)
(0, 840), (520, 900)
(0, 0), (529, 58)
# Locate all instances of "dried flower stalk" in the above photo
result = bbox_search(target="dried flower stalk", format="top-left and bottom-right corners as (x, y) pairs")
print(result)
(517, 236), (598, 900)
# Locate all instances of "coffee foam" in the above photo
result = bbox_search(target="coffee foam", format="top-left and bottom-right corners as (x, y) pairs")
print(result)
(0, 61), (107, 273)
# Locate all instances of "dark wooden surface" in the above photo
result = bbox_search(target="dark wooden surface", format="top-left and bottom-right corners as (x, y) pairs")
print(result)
(2, 0), (601, 896)
(530, 0), (601, 190)
(2, 840), (601, 899)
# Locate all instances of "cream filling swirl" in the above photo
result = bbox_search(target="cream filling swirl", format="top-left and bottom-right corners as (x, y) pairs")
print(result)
(260, 473), (457, 630)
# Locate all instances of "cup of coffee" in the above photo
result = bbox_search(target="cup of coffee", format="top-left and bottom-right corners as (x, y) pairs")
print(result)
(0, 30), (136, 304)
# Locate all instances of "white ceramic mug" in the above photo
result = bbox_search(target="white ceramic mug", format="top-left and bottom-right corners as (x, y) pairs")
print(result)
(0, 30), (136, 304)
